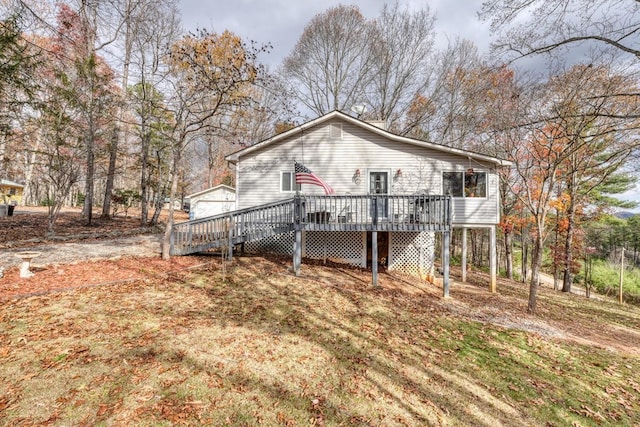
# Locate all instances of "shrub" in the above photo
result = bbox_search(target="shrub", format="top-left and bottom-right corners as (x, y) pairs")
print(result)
(586, 259), (640, 298)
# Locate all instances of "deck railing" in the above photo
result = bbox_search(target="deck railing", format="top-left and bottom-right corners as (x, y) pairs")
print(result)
(170, 198), (295, 255)
(170, 194), (452, 255)
(295, 194), (451, 232)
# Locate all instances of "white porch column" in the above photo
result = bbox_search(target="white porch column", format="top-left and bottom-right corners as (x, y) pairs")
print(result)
(443, 230), (450, 298)
(490, 225), (497, 293)
(461, 227), (467, 283)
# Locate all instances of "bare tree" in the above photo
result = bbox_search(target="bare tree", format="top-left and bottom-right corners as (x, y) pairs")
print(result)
(100, 0), (146, 219)
(37, 110), (85, 233)
(480, 0), (640, 63)
(403, 38), (485, 145)
(365, 2), (436, 130)
(282, 4), (374, 116)
(125, 0), (180, 225)
(193, 81), (297, 189)
(467, 64), (526, 280)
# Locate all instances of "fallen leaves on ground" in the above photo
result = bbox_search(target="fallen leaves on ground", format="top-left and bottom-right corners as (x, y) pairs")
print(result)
(0, 255), (210, 300)
(0, 207), (188, 248)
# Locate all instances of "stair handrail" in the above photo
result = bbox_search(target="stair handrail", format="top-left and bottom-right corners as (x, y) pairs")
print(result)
(171, 197), (296, 255)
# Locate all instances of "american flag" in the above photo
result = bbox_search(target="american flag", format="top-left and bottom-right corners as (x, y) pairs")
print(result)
(295, 162), (335, 195)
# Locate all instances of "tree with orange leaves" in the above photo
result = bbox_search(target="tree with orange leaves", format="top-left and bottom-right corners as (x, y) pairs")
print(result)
(513, 123), (570, 312)
(160, 29), (270, 259)
(503, 61), (640, 313)
(543, 64), (639, 293)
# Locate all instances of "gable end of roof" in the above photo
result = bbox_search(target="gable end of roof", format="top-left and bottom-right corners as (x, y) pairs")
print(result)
(225, 110), (512, 167)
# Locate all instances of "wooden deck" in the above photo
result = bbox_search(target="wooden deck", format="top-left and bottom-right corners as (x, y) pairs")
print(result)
(170, 194), (452, 256)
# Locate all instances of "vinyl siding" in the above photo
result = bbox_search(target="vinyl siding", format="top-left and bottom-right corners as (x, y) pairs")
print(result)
(235, 118), (501, 225)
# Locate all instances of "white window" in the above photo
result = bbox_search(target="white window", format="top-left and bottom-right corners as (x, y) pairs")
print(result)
(281, 171), (301, 193)
(443, 170), (487, 198)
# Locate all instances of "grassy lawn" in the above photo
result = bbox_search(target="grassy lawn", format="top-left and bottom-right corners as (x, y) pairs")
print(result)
(581, 259), (640, 299)
(1, 255), (639, 426)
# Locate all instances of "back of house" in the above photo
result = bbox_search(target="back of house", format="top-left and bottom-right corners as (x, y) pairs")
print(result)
(226, 110), (508, 228)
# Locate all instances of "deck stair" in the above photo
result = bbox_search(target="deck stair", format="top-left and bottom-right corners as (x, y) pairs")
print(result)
(170, 198), (295, 256)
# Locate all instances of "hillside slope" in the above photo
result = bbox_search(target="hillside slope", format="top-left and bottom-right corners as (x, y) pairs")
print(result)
(1, 254), (639, 426)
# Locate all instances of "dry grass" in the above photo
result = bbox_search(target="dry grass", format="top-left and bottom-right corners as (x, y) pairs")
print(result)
(1, 255), (639, 426)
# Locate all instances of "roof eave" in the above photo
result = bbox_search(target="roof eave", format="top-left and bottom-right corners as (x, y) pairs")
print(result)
(187, 184), (236, 199)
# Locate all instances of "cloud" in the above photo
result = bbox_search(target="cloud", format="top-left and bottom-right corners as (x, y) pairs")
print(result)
(178, 0), (491, 67)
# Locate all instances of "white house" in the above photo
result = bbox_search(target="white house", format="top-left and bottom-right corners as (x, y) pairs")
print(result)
(221, 110), (511, 291)
(187, 184), (236, 219)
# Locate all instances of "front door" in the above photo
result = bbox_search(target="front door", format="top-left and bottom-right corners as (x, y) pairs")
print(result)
(369, 171), (388, 219)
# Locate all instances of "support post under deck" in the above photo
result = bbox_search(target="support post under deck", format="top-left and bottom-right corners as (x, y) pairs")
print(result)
(293, 195), (302, 276)
(294, 229), (302, 276)
(490, 225), (497, 293)
(461, 227), (467, 283)
(227, 216), (233, 261)
(372, 230), (378, 287)
(443, 230), (450, 298)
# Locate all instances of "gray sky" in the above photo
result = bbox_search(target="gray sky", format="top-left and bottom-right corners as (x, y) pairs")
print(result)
(178, 0), (491, 68)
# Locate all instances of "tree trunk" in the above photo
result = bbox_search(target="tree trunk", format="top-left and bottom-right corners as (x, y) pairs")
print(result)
(521, 237), (528, 284)
(562, 183), (577, 293)
(149, 192), (163, 225)
(553, 215), (560, 291)
(0, 133), (6, 171)
(504, 229), (513, 280)
(149, 148), (168, 227)
(22, 133), (41, 206)
(528, 233), (544, 314)
(79, 6), (97, 225)
(83, 132), (95, 225)
(140, 129), (150, 225)
(101, 128), (118, 218)
(162, 146), (180, 259)
(471, 229), (480, 266)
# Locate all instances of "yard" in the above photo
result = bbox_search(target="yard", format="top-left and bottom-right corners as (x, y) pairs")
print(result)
(1, 209), (640, 426)
(1, 263), (639, 425)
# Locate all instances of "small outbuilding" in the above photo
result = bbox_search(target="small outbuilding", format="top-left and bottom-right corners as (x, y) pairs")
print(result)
(0, 179), (24, 205)
(187, 184), (236, 220)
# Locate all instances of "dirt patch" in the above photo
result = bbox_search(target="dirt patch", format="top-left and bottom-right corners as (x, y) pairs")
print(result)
(453, 267), (640, 355)
(0, 207), (196, 299)
(0, 255), (212, 300)
(0, 234), (164, 269)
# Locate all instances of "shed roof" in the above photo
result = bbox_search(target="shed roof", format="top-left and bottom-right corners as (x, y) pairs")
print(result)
(187, 184), (236, 199)
(0, 179), (24, 188)
(225, 110), (512, 167)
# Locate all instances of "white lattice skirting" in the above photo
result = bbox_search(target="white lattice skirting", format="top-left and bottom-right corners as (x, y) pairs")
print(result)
(244, 231), (295, 255)
(388, 231), (435, 280)
(244, 230), (436, 280)
(304, 231), (365, 267)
